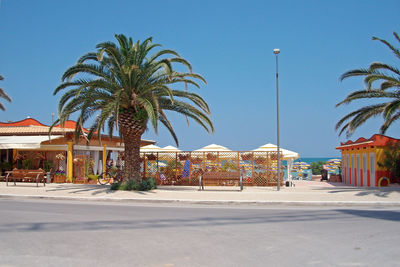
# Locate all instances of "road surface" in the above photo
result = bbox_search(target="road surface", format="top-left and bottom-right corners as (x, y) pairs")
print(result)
(0, 199), (399, 266)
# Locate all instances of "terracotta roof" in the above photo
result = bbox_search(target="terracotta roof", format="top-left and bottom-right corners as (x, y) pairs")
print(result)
(0, 118), (47, 127)
(54, 120), (89, 133)
(0, 118), (88, 132)
(0, 125), (74, 135)
(336, 134), (400, 150)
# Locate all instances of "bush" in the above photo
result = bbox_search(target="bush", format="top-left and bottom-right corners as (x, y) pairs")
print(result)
(110, 177), (157, 191)
(43, 160), (54, 172)
(87, 174), (98, 181)
(378, 143), (400, 181)
(22, 159), (33, 170)
(310, 161), (324, 175)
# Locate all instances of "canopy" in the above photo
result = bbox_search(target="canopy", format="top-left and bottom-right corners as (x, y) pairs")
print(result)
(140, 144), (163, 152)
(194, 144), (231, 152)
(162, 145), (182, 152)
(252, 143), (299, 160)
(0, 135), (64, 149)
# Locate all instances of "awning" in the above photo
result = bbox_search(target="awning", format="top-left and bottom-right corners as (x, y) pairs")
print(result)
(0, 135), (64, 149)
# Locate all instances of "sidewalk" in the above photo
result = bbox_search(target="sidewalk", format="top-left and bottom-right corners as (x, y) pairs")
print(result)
(1, 180), (400, 206)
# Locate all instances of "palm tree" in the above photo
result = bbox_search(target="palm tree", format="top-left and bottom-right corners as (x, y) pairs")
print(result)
(336, 32), (400, 137)
(0, 75), (12, 110)
(53, 34), (214, 182)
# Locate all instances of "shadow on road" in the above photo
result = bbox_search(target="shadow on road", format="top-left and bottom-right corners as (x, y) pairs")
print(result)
(1, 206), (399, 233)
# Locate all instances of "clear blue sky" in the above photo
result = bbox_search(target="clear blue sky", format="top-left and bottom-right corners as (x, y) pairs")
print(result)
(1, 0), (399, 157)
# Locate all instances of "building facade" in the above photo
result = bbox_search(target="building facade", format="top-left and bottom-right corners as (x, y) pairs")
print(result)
(336, 134), (400, 187)
(0, 118), (154, 180)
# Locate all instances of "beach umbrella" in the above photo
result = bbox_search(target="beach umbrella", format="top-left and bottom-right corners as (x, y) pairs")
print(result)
(327, 158), (341, 165)
(252, 143), (299, 160)
(293, 161), (310, 169)
(162, 145), (182, 152)
(194, 144), (231, 152)
(140, 144), (164, 152)
(193, 144), (233, 159)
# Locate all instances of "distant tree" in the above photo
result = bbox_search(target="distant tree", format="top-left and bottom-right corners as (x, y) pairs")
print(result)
(336, 32), (400, 136)
(310, 161), (324, 175)
(53, 34), (213, 183)
(0, 75), (12, 110)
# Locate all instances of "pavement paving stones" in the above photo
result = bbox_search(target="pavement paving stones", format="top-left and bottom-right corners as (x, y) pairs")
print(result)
(1, 180), (400, 206)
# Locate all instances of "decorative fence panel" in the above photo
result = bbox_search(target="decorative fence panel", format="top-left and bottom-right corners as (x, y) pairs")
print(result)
(139, 151), (284, 187)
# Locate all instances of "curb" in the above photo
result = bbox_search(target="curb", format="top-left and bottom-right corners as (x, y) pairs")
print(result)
(1, 194), (400, 207)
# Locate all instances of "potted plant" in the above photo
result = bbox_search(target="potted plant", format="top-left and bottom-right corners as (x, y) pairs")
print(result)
(254, 157), (266, 165)
(86, 174), (98, 184)
(241, 153), (253, 161)
(206, 153), (217, 161)
(146, 154), (157, 161)
(53, 170), (66, 183)
(191, 157), (202, 164)
(178, 154), (189, 161)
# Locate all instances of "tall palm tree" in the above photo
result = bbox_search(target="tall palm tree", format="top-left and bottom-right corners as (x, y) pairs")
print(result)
(336, 32), (400, 136)
(53, 34), (214, 182)
(0, 75), (12, 111)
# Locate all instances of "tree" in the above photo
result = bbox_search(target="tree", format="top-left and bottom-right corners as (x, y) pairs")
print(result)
(336, 32), (400, 137)
(0, 75), (12, 110)
(310, 161), (324, 175)
(377, 143), (400, 182)
(53, 34), (214, 183)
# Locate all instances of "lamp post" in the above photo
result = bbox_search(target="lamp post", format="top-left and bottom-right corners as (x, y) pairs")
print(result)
(273, 48), (281, 191)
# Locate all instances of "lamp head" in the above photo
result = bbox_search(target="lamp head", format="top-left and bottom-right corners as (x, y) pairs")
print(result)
(273, 48), (280, 54)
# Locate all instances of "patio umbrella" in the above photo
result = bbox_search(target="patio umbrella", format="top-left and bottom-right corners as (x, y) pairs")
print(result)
(193, 144), (233, 160)
(252, 143), (299, 160)
(194, 144), (231, 152)
(253, 143), (299, 182)
(326, 158), (341, 165)
(140, 144), (164, 152)
(162, 145), (182, 152)
(293, 161), (310, 169)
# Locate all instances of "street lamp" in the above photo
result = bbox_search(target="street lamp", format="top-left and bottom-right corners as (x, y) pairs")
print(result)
(273, 48), (281, 191)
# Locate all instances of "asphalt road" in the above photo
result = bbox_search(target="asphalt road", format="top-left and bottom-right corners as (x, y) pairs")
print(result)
(0, 199), (399, 267)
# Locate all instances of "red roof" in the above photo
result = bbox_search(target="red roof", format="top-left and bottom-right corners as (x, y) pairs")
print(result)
(54, 120), (89, 133)
(0, 118), (88, 132)
(336, 134), (400, 150)
(0, 118), (46, 127)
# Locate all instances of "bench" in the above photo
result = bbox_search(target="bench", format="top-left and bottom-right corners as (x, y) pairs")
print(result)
(5, 169), (47, 187)
(200, 171), (243, 191)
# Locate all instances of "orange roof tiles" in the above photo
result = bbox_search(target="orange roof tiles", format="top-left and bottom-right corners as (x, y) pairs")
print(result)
(0, 118), (46, 127)
(336, 134), (400, 150)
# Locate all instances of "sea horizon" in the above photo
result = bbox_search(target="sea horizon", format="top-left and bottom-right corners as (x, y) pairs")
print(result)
(293, 157), (340, 164)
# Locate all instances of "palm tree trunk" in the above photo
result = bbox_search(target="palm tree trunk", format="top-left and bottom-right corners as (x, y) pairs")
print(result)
(118, 113), (145, 183)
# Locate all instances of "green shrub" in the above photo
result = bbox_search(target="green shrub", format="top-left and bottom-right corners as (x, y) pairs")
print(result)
(87, 174), (98, 181)
(22, 159), (33, 170)
(110, 177), (157, 191)
(110, 181), (121, 190)
(43, 160), (54, 172)
(310, 161), (324, 175)
(378, 143), (400, 180)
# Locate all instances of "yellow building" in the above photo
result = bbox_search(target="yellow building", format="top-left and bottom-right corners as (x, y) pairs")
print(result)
(336, 134), (400, 187)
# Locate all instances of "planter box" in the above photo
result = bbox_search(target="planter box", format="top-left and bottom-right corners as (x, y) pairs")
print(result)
(53, 175), (66, 183)
(73, 178), (86, 184)
(86, 179), (98, 184)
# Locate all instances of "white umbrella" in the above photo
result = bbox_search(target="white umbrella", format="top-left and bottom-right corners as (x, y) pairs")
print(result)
(140, 144), (164, 152)
(162, 145), (182, 152)
(193, 144), (233, 160)
(194, 144), (231, 152)
(253, 143), (300, 182)
(252, 143), (299, 160)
